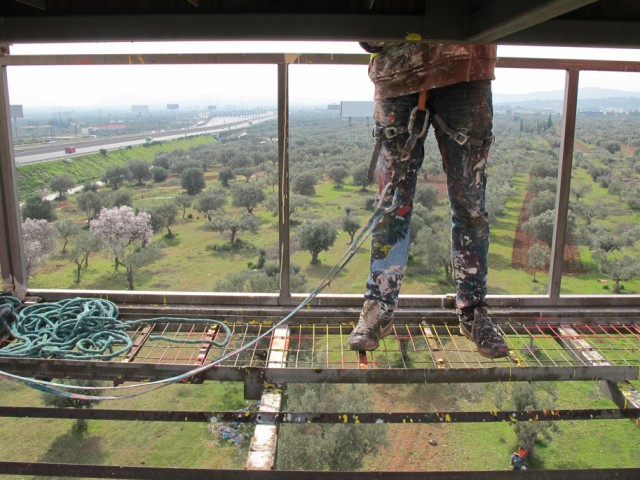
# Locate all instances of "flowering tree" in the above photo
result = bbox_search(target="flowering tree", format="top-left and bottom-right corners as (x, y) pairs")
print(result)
(22, 218), (58, 278)
(89, 206), (153, 272)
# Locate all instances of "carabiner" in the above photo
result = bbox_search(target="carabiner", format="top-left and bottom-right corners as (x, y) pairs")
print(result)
(376, 182), (399, 214)
(407, 106), (429, 139)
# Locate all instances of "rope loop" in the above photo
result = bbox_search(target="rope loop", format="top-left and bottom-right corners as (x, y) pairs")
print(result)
(0, 296), (231, 360)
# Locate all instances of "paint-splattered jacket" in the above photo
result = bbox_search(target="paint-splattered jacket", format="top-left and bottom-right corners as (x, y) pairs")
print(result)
(360, 42), (497, 100)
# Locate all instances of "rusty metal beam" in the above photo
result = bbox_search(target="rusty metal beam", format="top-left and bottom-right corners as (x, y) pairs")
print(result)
(548, 69), (579, 298)
(1, 406), (638, 424)
(0, 44), (26, 296)
(3, 54), (640, 73)
(277, 62), (291, 301)
(0, 358), (636, 385)
(0, 461), (639, 479)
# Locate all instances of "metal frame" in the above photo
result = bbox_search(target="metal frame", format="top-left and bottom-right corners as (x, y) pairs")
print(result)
(1, 461), (638, 480)
(1, 52), (640, 309)
(3, 0), (639, 49)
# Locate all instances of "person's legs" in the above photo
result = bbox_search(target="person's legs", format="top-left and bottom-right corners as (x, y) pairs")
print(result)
(349, 93), (426, 351)
(429, 80), (508, 358)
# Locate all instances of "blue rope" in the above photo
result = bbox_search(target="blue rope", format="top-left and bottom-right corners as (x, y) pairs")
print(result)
(0, 208), (385, 400)
(0, 297), (231, 360)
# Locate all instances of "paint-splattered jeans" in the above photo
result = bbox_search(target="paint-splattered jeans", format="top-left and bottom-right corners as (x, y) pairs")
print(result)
(364, 80), (493, 313)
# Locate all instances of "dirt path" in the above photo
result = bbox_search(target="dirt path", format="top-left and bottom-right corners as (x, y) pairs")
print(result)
(367, 387), (452, 471)
(511, 190), (583, 274)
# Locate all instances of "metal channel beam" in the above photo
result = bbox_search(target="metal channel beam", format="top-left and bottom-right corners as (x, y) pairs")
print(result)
(0, 53), (370, 67)
(604, 380), (640, 429)
(556, 325), (640, 430)
(0, 44), (26, 296)
(1, 462), (639, 480)
(277, 62), (291, 301)
(0, 14), (424, 44)
(467, 0), (598, 43)
(502, 19), (640, 48)
(3, 54), (640, 72)
(0, 358), (636, 385)
(548, 69), (579, 299)
(2, 406), (638, 424)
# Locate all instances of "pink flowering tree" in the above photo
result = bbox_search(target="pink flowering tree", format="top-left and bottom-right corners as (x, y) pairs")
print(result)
(22, 218), (58, 278)
(90, 206), (153, 272)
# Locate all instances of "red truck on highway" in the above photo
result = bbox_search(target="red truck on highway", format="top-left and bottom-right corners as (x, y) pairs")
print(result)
(64, 147), (76, 154)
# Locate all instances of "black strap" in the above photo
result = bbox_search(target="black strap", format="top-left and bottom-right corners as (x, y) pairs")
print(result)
(431, 112), (494, 148)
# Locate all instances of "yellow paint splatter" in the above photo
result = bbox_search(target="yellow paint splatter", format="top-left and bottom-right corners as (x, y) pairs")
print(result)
(445, 414), (452, 422)
(342, 415), (348, 423)
(405, 33), (422, 41)
(354, 416), (360, 424)
(374, 243), (392, 255)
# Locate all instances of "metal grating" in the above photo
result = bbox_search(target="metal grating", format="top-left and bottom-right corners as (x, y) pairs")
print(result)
(3, 316), (640, 384)
(117, 319), (640, 370)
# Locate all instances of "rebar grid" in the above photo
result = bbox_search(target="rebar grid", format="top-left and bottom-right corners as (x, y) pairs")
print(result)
(117, 318), (640, 370)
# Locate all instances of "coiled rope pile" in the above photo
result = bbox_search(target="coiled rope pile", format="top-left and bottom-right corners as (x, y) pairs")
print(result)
(0, 296), (230, 360)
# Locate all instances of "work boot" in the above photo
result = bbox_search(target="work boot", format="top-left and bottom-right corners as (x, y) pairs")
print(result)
(348, 300), (394, 351)
(459, 306), (510, 358)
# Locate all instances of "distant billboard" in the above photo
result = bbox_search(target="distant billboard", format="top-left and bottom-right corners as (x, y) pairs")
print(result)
(131, 105), (149, 114)
(10, 105), (23, 118)
(167, 104), (179, 110)
(341, 101), (374, 118)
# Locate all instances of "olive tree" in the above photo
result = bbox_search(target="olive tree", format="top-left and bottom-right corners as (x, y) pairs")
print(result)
(49, 175), (75, 200)
(297, 220), (337, 265)
(181, 167), (206, 195)
(231, 182), (265, 215)
(206, 213), (259, 248)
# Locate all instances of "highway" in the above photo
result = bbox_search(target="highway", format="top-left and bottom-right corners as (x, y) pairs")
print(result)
(14, 112), (276, 166)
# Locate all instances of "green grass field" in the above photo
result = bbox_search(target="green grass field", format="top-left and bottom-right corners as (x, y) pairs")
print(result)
(28, 140), (640, 296)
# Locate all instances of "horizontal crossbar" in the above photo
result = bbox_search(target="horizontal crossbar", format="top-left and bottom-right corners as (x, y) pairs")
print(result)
(1, 406), (639, 424)
(0, 461), (638, 480)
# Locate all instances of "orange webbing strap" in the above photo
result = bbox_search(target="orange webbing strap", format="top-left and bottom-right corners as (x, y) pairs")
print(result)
(418, 90), (428, 111)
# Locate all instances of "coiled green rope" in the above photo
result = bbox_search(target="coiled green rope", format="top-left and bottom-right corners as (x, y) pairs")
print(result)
(0, 296), (230, 360)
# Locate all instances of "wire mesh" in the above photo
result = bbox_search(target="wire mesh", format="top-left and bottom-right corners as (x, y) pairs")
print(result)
(115, 318), (640, 371)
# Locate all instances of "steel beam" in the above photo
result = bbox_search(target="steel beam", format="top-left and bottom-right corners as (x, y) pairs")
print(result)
(548, 69), (579, 298)
(0, 461), (639, 480)
(1, 406), (638, 424)
(466, 0), (598, 43)
(503, 19), (640, 48)
(0, 44), (26, 296)
(277, 62), (291, 301)
(0, 14), (424, 44)
(0, 358), (636, 385)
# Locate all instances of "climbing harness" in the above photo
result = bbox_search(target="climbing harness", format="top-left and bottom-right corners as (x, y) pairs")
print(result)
(368, 90), (429, 215)
(368, 90), (493, 213)
(0, 203), (387, 401)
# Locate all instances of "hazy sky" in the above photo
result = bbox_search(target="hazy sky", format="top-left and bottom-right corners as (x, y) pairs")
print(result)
(6, 42), (640, 108)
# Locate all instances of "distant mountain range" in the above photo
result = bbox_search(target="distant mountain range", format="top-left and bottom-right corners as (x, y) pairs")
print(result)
(494, 87), (640, 112)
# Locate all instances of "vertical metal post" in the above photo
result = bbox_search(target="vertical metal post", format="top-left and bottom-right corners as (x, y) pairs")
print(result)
(548, 69), (579, 299)
(0, 44), (27, 297)
(278, 62), (291, 302)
